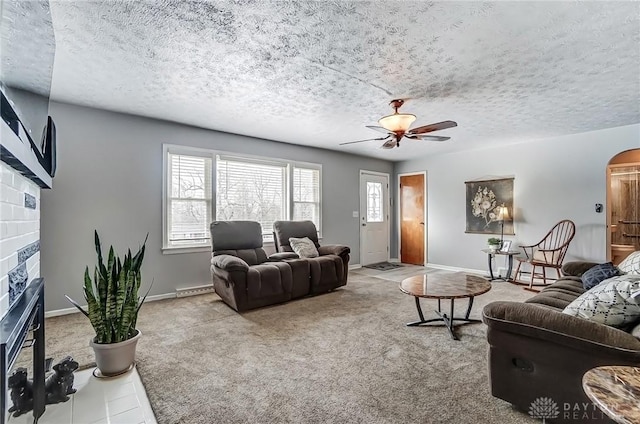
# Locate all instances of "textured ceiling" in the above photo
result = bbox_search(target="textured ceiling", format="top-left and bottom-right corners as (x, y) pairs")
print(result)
(13, 1), (640, 160)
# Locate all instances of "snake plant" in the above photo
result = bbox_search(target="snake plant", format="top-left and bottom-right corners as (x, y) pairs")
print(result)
(66, 231), (150, 344)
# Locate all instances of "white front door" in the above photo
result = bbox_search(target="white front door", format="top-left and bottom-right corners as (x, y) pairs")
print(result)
(359, 171), (390, 265)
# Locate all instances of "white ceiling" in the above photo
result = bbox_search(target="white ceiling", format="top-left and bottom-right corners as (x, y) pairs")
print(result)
(16, 1), (640, 160)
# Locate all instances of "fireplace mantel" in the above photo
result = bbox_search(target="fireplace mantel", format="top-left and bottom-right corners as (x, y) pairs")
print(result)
(0, 119), (52, 189)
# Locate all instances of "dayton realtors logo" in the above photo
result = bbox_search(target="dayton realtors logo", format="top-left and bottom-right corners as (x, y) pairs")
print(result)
(529, 397), (606, 422)
(529, 398), (559, 423)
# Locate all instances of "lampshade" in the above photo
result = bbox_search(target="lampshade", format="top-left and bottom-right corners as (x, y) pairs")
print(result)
(378, 112), (416, 132)
(497, 205), (510, 221)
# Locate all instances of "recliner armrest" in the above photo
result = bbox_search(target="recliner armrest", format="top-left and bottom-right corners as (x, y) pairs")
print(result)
(483, 301), (640, 355)
(318, 245), (350, 257)
(211, 254), (250, 272)
(268, 252), (300, 261)
(561, 261), (599, 277)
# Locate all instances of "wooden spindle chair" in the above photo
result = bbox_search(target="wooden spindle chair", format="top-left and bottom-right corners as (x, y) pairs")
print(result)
(513, 220), (576, 292)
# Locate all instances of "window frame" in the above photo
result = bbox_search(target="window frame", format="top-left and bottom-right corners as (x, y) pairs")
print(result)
(162, 144), (322, 254)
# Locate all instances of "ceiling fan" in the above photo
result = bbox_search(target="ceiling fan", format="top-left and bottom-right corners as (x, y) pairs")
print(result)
(340, 99), (457, 149)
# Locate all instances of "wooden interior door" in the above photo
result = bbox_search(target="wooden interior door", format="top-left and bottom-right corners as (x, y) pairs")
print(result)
(400, 174), (425, 265)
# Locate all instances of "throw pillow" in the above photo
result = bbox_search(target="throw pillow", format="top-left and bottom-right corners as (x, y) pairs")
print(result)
(289, 237), (319, 258)
(618, 250), (640, 275)
(562, 274), (640, 327)
(581, 262), (621, 290)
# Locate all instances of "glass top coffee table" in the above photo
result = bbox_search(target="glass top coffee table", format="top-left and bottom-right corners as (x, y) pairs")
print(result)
(399, 273), (491, 340)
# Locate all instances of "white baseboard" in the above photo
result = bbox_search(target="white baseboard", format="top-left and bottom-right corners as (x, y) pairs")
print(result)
(389, 258), (400, 263)
(45, 292), (177, 318)
(426, 263), (486, 276)
(349, 264), (362, 270)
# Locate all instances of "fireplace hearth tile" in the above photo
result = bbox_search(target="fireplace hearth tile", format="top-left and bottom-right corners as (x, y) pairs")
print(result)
(24, 193), (37, 209)
(18, 240), (40, 263)
(8, 262), (27, 304)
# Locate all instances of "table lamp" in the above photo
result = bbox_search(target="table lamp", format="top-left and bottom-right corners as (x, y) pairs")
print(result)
(497, 205), (510, 250)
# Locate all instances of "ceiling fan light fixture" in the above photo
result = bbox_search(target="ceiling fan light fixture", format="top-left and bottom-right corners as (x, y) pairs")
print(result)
(378, 113), (416, 132)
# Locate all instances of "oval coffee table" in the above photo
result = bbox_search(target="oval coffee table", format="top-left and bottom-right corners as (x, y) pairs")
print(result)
(399, 273), (491, 340)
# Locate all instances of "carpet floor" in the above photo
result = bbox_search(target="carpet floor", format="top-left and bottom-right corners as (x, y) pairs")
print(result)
(36, 267), (538, 424)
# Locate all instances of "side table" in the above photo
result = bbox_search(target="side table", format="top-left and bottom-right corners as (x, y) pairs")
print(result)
(481, 249), (520, 281)
(582, 366), (640, 424)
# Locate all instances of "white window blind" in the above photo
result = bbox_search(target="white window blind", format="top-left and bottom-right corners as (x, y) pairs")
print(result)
(167, 153), (212, 247)
(216, 155), (287, 239)
(293, 166), (320, 230)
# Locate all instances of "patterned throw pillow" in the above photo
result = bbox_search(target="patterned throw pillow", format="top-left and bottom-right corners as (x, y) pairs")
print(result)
(563, 274), (640, 327)
(288, 237), (319, 258)
(618, 251), (640, 275)
(581, 262), (621, 290)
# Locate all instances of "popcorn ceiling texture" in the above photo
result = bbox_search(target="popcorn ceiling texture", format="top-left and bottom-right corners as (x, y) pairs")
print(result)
(0, 0), (55, 97)
(15, 1), (640, 160)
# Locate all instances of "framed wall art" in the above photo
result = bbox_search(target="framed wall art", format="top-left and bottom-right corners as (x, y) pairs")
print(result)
(465, 177), (514, 235)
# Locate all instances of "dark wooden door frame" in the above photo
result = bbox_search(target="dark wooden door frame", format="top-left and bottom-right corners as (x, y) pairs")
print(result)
(397, 171), (427, 265)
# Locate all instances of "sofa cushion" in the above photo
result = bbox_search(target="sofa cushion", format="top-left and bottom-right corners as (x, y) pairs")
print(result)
(562, 274), (640, 327)
(581, 262), (621, 290)
(289, 237), (319, 258)
(273, 221), (320, 252)
(526, 279), (585, 311)
(618, 250), (640, 275)
(631, 321), (640, 340)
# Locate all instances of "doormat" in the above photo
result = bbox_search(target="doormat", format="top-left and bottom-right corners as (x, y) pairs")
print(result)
(363, 262), (403, 271)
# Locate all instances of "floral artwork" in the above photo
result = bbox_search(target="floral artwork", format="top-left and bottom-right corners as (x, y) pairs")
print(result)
(465, 178), (514, 235)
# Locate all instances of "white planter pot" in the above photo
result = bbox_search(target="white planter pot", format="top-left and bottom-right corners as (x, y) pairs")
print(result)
(488, 245), (499, 253)
(90, 330), (140, 376)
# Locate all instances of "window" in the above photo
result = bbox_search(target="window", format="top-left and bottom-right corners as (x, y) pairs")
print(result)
(216, 155), (287, 239)
(166, 152), (212, 247)
(292, 166), (320, 229)
(366, 181), (383, 222)
(163, 145), (321, 251)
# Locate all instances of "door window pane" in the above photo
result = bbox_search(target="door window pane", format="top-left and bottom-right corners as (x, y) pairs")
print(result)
(367, 182), (383, 222)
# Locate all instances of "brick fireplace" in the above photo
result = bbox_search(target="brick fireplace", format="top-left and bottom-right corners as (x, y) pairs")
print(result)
(1, 161), (41, 319)
(1, 124), (50, 423)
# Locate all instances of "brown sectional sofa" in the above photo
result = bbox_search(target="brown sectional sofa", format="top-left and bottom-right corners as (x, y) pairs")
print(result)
(482, 261), (640, 423)
(210, 220), (349, 312)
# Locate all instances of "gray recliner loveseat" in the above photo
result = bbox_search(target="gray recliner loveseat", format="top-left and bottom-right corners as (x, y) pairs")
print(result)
(210, 220), (349, 312)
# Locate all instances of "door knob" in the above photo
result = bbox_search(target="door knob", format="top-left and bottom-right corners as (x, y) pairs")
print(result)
(419, 222), (424, 225)
(362, 223), (367, 226)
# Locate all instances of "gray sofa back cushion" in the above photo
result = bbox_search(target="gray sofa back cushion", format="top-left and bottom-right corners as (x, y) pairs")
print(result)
(273, 220), (320, 252)
(211, 221), (263, 250)
(210, 221), (267, 265)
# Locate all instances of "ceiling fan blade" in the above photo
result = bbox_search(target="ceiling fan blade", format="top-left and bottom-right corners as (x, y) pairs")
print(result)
(407, 120), (457, 135)
(339, 136), (390, 146)
(380, 139), (397, 149)
(365, 125), (394, 135)
(407, 135), (451, 142)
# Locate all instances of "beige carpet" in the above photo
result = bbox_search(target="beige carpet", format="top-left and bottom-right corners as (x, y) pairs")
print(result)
(37, 267), (537, 424)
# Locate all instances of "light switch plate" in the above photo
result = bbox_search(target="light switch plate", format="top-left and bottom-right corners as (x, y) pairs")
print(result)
(352, 211), (359, 218)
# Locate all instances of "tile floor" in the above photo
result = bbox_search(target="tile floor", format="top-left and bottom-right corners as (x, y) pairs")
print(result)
(6, 367), (156, 424)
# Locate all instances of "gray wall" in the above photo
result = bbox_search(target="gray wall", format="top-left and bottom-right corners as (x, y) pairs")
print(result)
(393, 124), (640, 271)
(42, 102), (393, 311)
